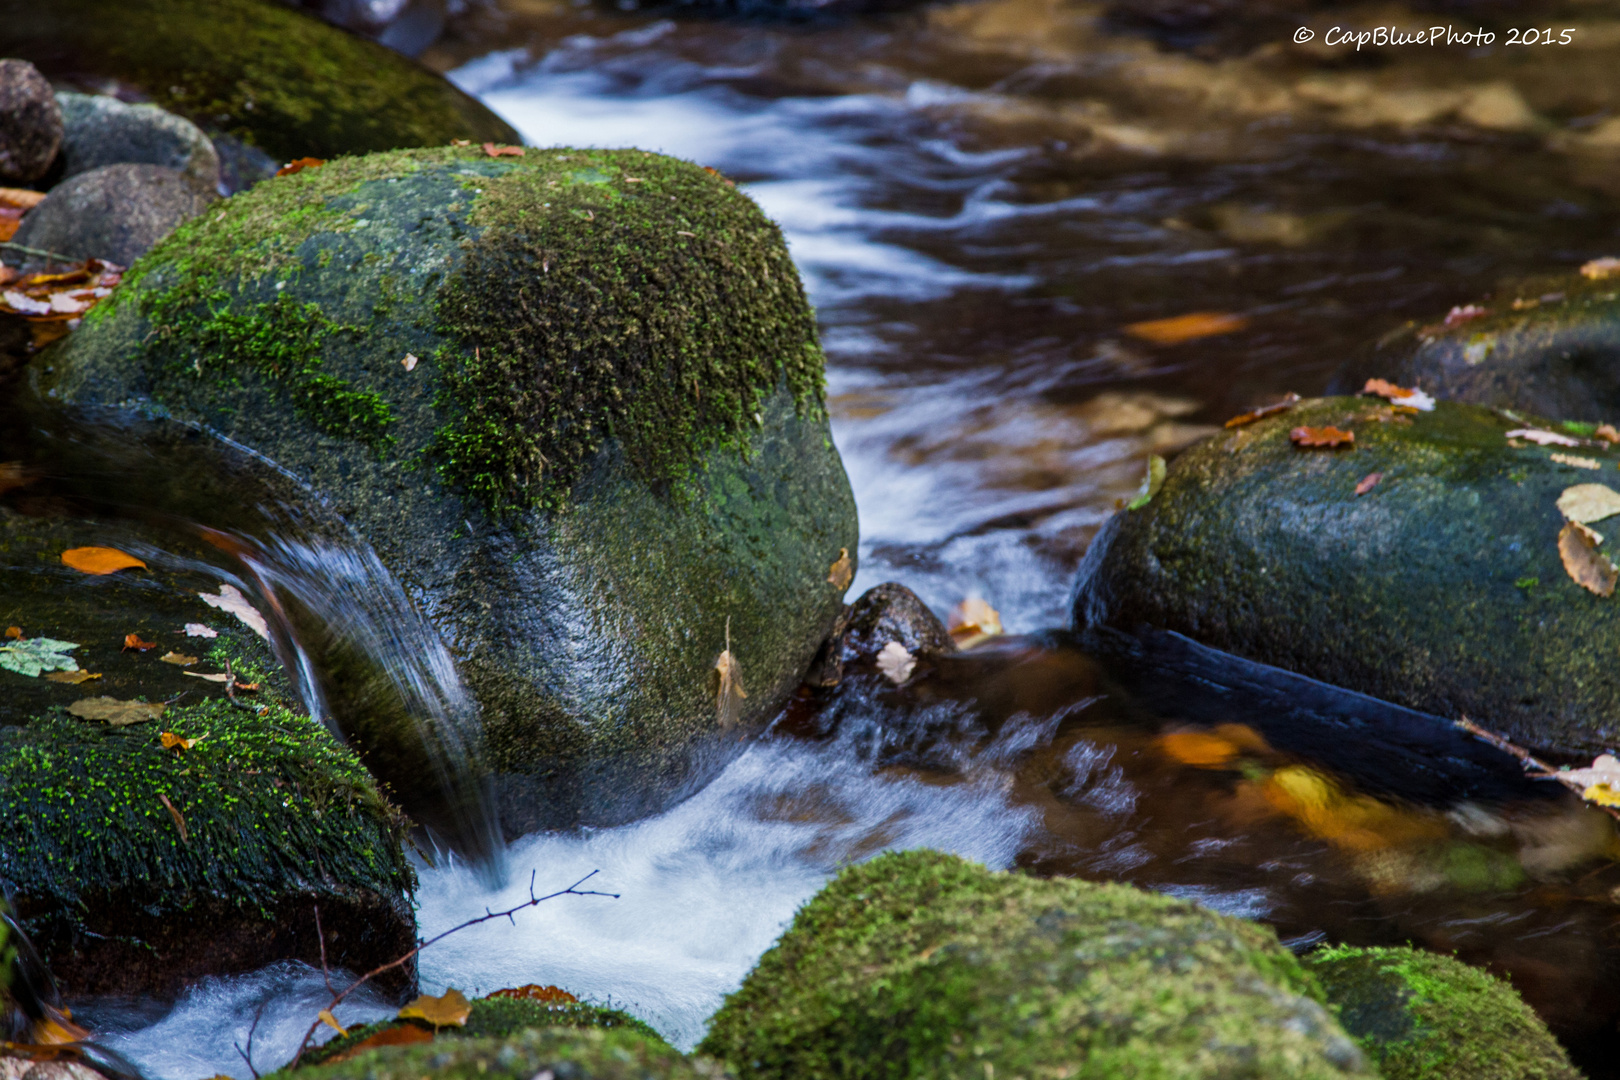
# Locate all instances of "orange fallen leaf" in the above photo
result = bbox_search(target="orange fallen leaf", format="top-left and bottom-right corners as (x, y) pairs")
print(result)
(1291, 426), (1354, 448)
(325, 1024), (434, 1062)
(1224, 393), (1299, 428)
(158, 792), (188, 842)
(123, 633), (156, 651)
(276, 157), (326, 177)
(1355, 472), (1383, 495)
(1598, 424), (1620, 444)
(1124, 311), (1249, 346)
(482, 142), (525, 157)
(160, 731), (197, 751)
(4, 626), (19, 640)
(488, 984), (578, 1004)
(827, 547), (853, 591)
(61, 546), (146, 575)
(1360, 379), (1435, 411)
(45, 670), (100, 684)
(947, 597), (1003, 649)
(398, 988), (471, 1028)
(1559, 521), (1617, 597)
(0, 186), (45, 212)
(0, 213), (18, 243)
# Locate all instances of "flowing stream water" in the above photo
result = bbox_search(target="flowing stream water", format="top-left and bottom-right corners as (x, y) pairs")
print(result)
(25, 1), (1620, 1075)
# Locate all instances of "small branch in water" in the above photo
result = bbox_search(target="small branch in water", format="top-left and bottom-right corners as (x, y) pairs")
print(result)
(235, 999), (266, 1080)
(288, 869), (618, 1067)
(1455, 716), (1620, 822)
(0, 240), (78, 263)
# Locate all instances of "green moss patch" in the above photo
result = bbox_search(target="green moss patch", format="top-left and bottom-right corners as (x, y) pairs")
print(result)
(287, 1025), (722, 1080)
(1308, 945), (1579, 1080)
(699, 849), (1368, 1080)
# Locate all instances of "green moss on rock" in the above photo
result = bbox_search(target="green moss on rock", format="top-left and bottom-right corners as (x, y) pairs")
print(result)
(1308, 945), (1579, 1080)
(698, 849), (1369, 1080)
(290, 1026), (725, 1080)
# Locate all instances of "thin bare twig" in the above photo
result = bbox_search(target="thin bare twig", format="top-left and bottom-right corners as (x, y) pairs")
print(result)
(1455, 716), (1620, 822)
(289, 869), (617, 1067)
(313, 903), (334, 997)
(234, 999), (266, 1080)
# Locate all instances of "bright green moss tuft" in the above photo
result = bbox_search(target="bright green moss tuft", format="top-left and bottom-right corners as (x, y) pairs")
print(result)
(1308, 945), (1579, 1080)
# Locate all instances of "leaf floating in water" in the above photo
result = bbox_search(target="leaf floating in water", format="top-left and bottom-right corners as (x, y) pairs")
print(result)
(876, 640), (916, 685)
(1223, 393), (1299, 429)
(1124, 311), (1249, 346)
(1505, 427), (1581, 447)
(197, 584), (270, 640)
(1557, 484), (1620, 524)
(398, 988), (471, 1028)
(1355, 472), (1383, 495)
(1155, 725), (1268, 768)
(45, 670), (100, 684)
(276, 157), (325, 177)
(947, 597), (1003, 649)
(1290, 426), (1354, 448)
(1551, 453), (1602, 470)
(1559, 521), (1617, 597)
(183, 623), (218, 638)
(1360, 378), (1435, 412)
(68, 696), (163, 726)
(713, 617), (747, 729)
(482, 142), (525, 157)
(0, 637), (79, 677)
(826, 547), (853, 592)
(488, 984), (578, 1004)
(123, 633), (156, 652)
(61, 546), (146, 575)
(160, 731), (198, 751)
(1125, 455), (1166, 510)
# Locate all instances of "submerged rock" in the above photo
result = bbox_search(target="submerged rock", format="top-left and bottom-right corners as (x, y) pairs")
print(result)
(0, 59), (60, 185)
(294, 1025), (722, 1080)
(699, 849), (1368, 1079)
(13, 163), (216, 266)
(56, 92), (221, 194)
(35, 146), (858, 836)
(1308, 945), (1579, 1080)
(0, 0), (518, 167)
(1071, 396), (1620, 756)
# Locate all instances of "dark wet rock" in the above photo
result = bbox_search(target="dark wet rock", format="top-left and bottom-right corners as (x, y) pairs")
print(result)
(1071, 395), (1620, 757)
(0, 59), (60, 185)
(1340, 270), (1620, 424)
(35, 146), (859, 838)
(0, 0), (518, 166)
(13, 163), (215, 267)
(56, 92), (221, 194)
(295, 1025), (723, 1079)
(700, 849), (1368, 1079)
(1307, 945), (1579, 1080)
(806, 582), (954, 687)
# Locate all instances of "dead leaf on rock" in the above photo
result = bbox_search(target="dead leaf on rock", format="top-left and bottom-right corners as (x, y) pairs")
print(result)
(61, 546), (146, 575)
(183, 671), (231, 683)
(489, 984), (578, 1003)
(123, 633), (156, 652)
(68, 696), (163, 726)
(160, 731), (198, 751)
(159, 651), (197, 667)
(197, 584), (270, 640)
(1597, 424), (1620, 444)
(1223, 393), (1299, 429)
(1505, 427), (1581, 447)
(1360, 378), (1435, 411)
(45, 670), (100, 684)
(401, 353), (418, 372)
(183, 623), (218, 638)
(482, 142), (525, 157)
(325, 1025), (434, 1062)
(1355, 472), (1383, 495)
(713, 617), (747, 729)
(398, 988), (470, 1028)
(1124, 311), (1249, 346)
(947, 597), (1003, 649)
(1560, 521), (1618, 597)
(1582, 257), (1620, 281)
(1551, 453), (1602, 470)
(1557, 484), (1620, 524)
(876, 640), (916, 684)
(276, 157), (325, 177)
(158, 792), (188, 842)
(4, 626), (19, 639)
(1290, 426), (1354, 448)
(827, 547), (853, 591)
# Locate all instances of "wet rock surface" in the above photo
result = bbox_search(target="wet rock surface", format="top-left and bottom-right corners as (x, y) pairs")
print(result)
(56, 93), (221, 194)
(0, 59), (61, 185)
(13, 163), (216, 267)
(1072, 396), (1620, 757)
(700, 849), (1368, 1079)
(807, 581), (954, 687)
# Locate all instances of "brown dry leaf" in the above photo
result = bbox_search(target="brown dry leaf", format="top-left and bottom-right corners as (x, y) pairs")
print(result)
(1290, 426), (1354, 448)
(158, 792), (188, 842)
(123, 633), (156, 651)
(488, 984), (578, 1003)
(325, 1025), (434, 1062)
(4, 626), (19, 639)
(1355, 472), (1383, 495)
(1582, 257), (1620, 281)
(183, 671), (232, 683)
(875, 640), (916, 684)
(1359, 378), (1435, 411)
(1559, 521), (1618, 597)
(1124, 311), (1249, 346)
(45, 670), (101, 684)
(401, 353), (419, 372)
(0, 186), (45, 211)
(1597, 424), (1620, 444)
(1557, 484), (1620, 524)
(1551, 452), (1602, 470)
(482, 142), (525, 157)
(398, 988), (471, 1028)
(197, 584), (270, 640)
(713, 617), (747, 729)
(827, 547), (853, 591)
(947, 597), (1003, 649)
(68, 696), (164, 726)
(1223, 393), (1299, 429)
(61, 546), (146, 575)
(160, 731), (197, 751)
(276, 157), (326, 176)
(159, 651), (198, 667)
(1505, 427), (1581, 447)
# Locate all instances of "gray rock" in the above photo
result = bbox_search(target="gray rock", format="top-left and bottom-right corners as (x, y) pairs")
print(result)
(0, 59), (61, 184)
(13, 163), (215, 267)
(808, 582), (955, 687)
(56, 92), (221, 194)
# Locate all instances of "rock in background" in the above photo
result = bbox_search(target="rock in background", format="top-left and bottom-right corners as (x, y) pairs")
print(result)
(0, 58), (60, 185)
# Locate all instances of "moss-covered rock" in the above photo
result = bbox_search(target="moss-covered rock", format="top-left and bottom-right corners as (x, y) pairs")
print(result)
(0, 0), (517, 168)
(1347, 269), (1620, 422)
(1308, 946), (1579, 1080)
(698, 849), (1369, 1080)
(34, 145), (858, 834)
(290, 1025), (723, 1080)
(1071, 395), (1620, 755)
(301, 994), (666, 1067)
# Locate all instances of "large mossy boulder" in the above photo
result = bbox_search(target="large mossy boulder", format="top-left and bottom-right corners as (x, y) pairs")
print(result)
(289, 1025), (723, 1080)
(1308, 946), (1579, 1080)
(33, 145), (858, 835)
(698, 849), (1368, 1079)
(0, 0), (517, 171)
(1072, 396), (1620, 755)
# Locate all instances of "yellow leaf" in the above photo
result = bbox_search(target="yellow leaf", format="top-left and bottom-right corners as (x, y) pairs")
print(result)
(398, 987), (471, 1028)
(1583, 782), (1620, 807)
(947, 597), (1003, 649)
(68, 696), (164, 726)
(1559, 521), (1617, 597)
(827, 547), (853, 591)
(713, 617), (747, 729)
(318, 1008), (347, 1035)
(160, 731), (198, 751)
(1558, 483), (1620, 524)
(45, 670), (101, 684)
(61, 546), (147, 575)
(160, 651), (198, 666)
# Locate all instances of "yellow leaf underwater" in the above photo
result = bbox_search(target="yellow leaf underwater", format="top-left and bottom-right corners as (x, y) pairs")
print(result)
(398, 987), (471, 1028)
(44, 670), (100, 684)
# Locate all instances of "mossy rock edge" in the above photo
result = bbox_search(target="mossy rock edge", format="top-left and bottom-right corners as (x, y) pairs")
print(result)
(289, 1025), (727, 1080)
(699, 849), (1369, 1079)
(1072, 396), (1620, 756)
(34, 145), (858, 835)
(1308, 945), (1580, 1080)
